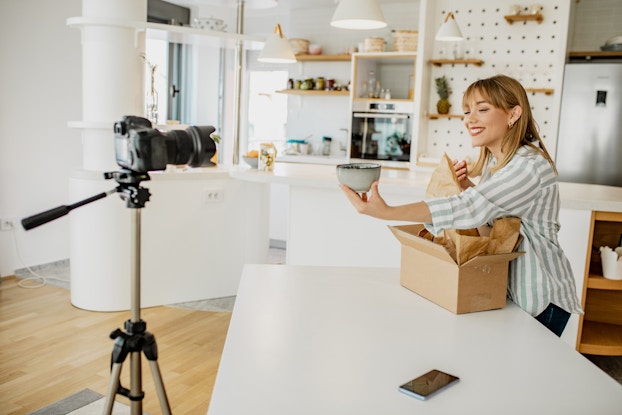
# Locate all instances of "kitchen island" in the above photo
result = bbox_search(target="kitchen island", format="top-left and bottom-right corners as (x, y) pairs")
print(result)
(230, 162), (622, 347)
(208, 264), (622, 415)
(69, 167), (270, 311)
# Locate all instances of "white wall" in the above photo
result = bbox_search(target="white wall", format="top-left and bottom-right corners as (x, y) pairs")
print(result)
(0, 0), (82, 277)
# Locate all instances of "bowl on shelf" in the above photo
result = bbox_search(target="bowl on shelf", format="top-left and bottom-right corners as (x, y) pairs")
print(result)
(336, 163), (381, 192)
(243, 156), (258, 168)
(192, 17), (227, 31)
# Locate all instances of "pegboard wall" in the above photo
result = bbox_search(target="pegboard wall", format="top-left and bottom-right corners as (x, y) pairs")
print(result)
(422, 0), (572, 164)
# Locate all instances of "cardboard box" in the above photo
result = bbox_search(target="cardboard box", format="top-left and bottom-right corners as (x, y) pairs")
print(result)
(389, 224), (524, 314)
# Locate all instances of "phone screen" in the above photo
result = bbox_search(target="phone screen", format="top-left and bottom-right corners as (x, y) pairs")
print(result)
(398, 369), (459, 400)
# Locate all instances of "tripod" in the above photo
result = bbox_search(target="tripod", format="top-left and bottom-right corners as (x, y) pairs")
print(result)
(100, 170), (172, 415)
(21, 169), (172, 415)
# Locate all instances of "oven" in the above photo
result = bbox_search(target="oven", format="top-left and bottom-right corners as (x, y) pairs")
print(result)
(349, 100), (413, 166)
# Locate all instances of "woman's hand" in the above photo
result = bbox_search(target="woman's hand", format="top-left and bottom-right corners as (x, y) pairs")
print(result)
(453, 159), (474, 190)
(340, 181), (390, 220)
(340, 181), (433, 223)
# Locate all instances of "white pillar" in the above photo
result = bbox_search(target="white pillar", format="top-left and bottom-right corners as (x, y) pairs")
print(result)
(68, 0), (147, 311)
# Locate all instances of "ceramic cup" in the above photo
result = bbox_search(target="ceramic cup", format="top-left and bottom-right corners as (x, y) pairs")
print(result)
(309, 44), (322, 55)
(336, 163), (381, 193)
(600, 246), (622, 280)
(509, 4), (522, 15)
(529, 4), (542, 15)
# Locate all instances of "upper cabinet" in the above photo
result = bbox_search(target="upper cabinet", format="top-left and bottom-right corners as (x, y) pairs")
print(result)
(351, 52), (417, 102)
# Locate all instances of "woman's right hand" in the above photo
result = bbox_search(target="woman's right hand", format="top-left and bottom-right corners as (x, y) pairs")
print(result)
(340, 181), (390, 220)
(453, 159), (474, 190)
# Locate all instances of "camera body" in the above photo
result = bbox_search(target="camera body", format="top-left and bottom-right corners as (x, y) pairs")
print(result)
(114, 116), (217, 173)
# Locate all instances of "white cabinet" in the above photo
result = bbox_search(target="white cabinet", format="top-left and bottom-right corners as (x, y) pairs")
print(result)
(350, 52), (417, 101)
(348, 52), (417, 168)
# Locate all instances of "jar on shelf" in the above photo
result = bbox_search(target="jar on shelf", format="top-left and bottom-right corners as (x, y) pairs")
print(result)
(322, 136), (332, 156)
(315, 77), (325, 91)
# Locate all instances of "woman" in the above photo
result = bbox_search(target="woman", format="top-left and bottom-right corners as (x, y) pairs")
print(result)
(341, 75), (582, 337)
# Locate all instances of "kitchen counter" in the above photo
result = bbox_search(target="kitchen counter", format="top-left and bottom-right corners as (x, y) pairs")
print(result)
(208, 264), (622, 415)
(230, 162), (434, 197)
(230, 162), (622, 212)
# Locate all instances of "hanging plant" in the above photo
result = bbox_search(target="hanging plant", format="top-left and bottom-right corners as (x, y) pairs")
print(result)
(141, 53), (158, 123)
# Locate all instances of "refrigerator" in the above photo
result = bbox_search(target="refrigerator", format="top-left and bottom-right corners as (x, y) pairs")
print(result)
(556, 63), (622, 187)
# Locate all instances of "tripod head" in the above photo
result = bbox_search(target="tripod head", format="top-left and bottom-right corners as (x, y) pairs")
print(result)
(22, 169), (152, 231)
(105, 169), (151, 209)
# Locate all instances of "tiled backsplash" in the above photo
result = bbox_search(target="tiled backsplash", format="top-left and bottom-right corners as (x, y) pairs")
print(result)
(570, 0), (622, 51)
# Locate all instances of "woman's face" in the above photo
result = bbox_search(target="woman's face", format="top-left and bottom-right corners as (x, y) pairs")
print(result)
(462, 90), (511, 155)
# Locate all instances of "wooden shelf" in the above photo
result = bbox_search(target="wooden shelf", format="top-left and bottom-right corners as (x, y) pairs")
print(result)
(429, 59), (484, 67)
(577, 211), (622, 356)
(427, 114), (464, 120)
(352, 97), (414, 103)
(524, 88), (554, 95)
(276, 89), (349, 96)
(295, 54), (351, 62)
(504, 13), (544, 24)
(578, 321), (622, 356)
(569, 51), (622, 61)
(587, 275), (622, 290)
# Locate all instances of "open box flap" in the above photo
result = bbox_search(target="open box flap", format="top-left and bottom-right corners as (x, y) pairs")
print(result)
(461, 251), (524, 267)
(389, 224), (456, 265)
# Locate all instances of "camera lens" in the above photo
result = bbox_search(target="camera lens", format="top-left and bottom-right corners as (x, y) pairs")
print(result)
(165, 125), (217, 168)
(114, 116), (218, 173)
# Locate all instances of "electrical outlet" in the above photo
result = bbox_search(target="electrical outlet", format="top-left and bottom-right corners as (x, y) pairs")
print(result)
(204, 188), (224, 204)
(1, 218), (14, 231)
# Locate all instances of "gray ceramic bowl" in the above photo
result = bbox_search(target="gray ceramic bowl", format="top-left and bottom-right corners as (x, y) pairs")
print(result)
(243, 156), (258, 168)
(336, 163), (381, 192)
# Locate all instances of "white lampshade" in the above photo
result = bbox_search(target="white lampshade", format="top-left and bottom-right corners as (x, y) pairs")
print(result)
(330, 0), (387, 30)
(436, 12), (464, 41)
(258, 24), (296, 64)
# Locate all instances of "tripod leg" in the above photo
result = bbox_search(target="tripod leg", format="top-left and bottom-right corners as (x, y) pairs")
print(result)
(143, 331), (172, 414)
(149, 360), (173, 415)
(102, 363), (122, 415)
(129, 351), (143, 415)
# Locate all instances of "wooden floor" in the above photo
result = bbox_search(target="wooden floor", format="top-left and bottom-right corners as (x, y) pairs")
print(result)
(0, 276), (232, 415)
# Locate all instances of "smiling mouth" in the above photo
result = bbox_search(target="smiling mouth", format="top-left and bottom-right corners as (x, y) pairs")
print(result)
(470, 127), (484, 136)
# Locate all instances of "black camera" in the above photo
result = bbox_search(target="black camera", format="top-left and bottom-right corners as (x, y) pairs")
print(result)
(113, 115), (218, 173)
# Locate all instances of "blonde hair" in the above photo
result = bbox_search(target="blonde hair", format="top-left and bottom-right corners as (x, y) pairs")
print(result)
(462, 75), (557, 176)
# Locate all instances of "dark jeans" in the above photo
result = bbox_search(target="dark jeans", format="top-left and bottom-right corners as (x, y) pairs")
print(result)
(535, 303), (570, 337)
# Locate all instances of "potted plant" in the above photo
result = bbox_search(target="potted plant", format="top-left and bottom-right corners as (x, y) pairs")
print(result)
(435, 76), (452, 114)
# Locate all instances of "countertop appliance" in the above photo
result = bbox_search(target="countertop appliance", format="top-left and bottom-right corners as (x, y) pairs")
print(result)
(556, 63), (622, 187)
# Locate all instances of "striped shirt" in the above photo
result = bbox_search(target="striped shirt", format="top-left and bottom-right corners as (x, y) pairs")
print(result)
(424, 146), (583, 316)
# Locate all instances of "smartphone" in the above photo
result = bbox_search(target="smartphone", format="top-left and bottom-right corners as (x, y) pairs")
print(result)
(398, 369), (459, 400)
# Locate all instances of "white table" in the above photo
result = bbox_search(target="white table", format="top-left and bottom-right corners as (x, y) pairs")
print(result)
(208, 264), (622, 415)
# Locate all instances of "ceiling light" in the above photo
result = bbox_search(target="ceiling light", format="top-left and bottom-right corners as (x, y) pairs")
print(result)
(258, 24), (297, 64)
(436, 12), (464, 41)
(330, 0), (387, 30)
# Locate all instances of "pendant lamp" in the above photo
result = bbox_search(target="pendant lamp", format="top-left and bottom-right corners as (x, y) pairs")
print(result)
(258, 24), (296, 63)
(436, 12), (463, 41)
(330, 0), (387, 30)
